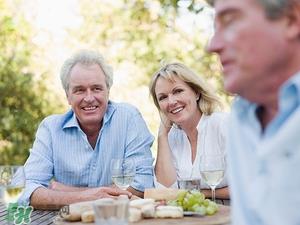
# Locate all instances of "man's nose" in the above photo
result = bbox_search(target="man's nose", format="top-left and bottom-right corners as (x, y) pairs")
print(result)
(206, 31), (223, 54)
(83, 90), (95, 102)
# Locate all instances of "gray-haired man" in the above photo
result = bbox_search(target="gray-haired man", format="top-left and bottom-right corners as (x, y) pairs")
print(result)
(208, 0), (300, 224)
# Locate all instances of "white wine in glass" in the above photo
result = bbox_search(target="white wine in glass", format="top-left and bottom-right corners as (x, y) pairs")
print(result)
(200, 155), (225, 202)
(111, 159), (135, 190)
(0, 166), (25, 206)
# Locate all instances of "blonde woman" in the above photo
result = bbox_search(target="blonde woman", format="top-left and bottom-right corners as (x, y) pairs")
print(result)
(149, 63), (229, 199)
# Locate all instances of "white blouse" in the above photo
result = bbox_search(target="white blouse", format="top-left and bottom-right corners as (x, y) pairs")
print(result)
(154, 112), (228, 189)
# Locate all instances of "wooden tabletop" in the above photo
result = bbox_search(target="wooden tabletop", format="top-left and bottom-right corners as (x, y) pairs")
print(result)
(0, 202), (58, 225)
(54, 204), (230, 225)
(0, 201), (230, 225)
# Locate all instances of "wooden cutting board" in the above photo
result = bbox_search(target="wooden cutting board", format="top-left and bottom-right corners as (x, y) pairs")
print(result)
(53, 205), (230, 225)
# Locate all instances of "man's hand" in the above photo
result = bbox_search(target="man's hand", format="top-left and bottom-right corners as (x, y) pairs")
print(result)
(81, 186), (132, 200)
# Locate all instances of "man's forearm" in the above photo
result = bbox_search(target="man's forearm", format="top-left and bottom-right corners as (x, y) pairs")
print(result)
(49, 181), (89, 192)
(30, 186), (133, 210)
(30, 187), (87, 210)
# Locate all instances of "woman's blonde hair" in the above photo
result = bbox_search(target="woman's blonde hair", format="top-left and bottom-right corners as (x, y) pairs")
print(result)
(149, 62), (222, 115)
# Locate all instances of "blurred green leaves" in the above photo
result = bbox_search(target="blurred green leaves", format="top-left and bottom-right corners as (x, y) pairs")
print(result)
(0, 0), (62, 164)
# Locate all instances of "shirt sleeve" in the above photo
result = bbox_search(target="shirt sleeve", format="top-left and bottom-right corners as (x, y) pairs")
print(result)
(19, 119), (54, 205)
(124, 110), (155, 192)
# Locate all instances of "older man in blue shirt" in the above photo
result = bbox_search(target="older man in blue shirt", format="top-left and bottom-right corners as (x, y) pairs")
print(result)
(208, 0), (300, 224)
(20, 50), (154, 209)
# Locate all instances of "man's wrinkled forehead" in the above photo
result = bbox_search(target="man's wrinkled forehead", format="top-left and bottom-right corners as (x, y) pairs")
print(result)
(211, 0), (261, 17)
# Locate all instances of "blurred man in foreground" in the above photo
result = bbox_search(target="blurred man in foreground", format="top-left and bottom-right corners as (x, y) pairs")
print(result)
(20, 50), (154, 209)
(208, 0), (300, 224)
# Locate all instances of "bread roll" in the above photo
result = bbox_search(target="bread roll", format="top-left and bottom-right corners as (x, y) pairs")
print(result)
(60, 198), (114, 221)
(81, 210), (94, 223)
(60, 200), (94, 221)
(144, 188), (181, 201)
(141, 204), (156, 218)
(129, 198), (155, 209)
(129, 207), (142, 222)
(155, 206), (183, 218)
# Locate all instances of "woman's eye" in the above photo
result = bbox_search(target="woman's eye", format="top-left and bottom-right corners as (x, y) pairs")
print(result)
(158, 96), (167, 101)
(174, 89), (183, 94)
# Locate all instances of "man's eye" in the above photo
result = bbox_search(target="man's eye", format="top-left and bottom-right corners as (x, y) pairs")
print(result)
(74, 89), (84, 93)
(220, 12), (238, 27)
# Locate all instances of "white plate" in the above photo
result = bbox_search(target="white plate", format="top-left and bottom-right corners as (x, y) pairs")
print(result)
(183, 211), (205, 217)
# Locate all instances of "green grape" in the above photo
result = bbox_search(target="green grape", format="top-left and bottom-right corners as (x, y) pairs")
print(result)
(168, 189), (219, 216)
(208, 201), (218, 209)
(190, 190), (205, 201)
(167, 200), (178, 206)
(177, 190), (187, 202)
(206, 205), (217, 215)
(192, 205), (206, 215)
(202, 199), (210, 207)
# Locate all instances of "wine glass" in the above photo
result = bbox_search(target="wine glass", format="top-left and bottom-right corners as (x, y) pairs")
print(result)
(0, 166), (25, 206)
(111, 159), (135, 190)
(199, 154), (225, 202)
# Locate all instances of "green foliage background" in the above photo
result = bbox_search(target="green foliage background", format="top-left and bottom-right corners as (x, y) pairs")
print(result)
(0, 0), (229, 164)
(0, 0), (63, 164)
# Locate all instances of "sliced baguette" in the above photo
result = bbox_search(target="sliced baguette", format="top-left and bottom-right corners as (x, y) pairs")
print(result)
(144, 188), (181, 201)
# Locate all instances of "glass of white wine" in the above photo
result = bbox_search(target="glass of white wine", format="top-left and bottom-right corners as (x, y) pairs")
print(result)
(0, 166), (25, 206)
(111, 158), (135, 190)
(200, 154), (225, 202)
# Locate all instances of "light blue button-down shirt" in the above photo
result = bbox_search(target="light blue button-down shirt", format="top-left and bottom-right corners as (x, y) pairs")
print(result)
(227, 72), (300, 225)
(21, 101), (154, 205)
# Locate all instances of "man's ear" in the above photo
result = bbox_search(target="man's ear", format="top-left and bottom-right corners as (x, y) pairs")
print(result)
(285, 2), (300, 39)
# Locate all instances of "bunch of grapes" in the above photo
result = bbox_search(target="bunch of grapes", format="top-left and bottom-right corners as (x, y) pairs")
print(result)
(167, 190), (218, 216)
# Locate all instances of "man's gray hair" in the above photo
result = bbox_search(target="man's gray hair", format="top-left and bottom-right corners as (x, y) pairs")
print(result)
(60, 50), (113, 92)
(208, 0), (296, 19)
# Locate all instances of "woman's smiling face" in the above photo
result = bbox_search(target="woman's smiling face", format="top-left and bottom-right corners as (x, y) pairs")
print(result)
(155, 76), (200, 127)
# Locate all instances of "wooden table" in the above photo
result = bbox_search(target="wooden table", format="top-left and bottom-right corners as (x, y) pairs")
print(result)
(0, 202), (58, 225)
(0, 201), (230, 225)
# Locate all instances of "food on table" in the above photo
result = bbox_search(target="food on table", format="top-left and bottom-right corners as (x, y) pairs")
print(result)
(59, 189), (219, 223)
(81, 210), (94, 223)
(129, 207), (142, 222)
(141, 203), (156, 218)
(144, 188), (181, 201)
(167, 189), (219, 216)
(155, 205), (184, 218)
(60, 200), (94, 221)
(129, 198), (155, 209)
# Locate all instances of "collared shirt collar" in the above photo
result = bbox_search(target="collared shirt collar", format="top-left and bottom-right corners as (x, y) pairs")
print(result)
(233, 71), (300, 136)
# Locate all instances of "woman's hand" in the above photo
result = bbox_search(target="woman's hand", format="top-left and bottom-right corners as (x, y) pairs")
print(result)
(158, 112), (173, 136)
